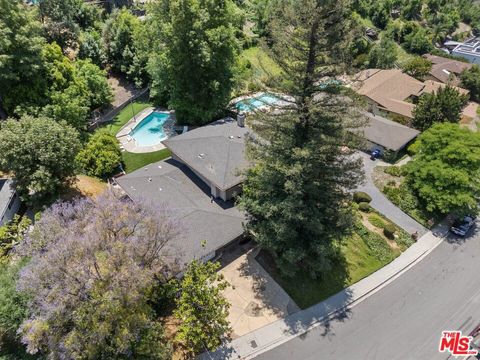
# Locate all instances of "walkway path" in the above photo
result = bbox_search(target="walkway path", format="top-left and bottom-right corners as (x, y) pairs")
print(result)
(201, 223), (449, 360)
(356, 152), (428, 236)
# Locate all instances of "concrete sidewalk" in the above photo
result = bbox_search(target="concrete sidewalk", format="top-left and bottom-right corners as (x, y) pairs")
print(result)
(200, 224), (449, 360)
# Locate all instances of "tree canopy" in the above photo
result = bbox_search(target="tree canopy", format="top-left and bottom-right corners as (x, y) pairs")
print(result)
(148, 0), (240, 125)
(412, 85), (469, 131)
(0, 116), (81, 204)
(16, 192), (177, 359)
(239, 0), (365, 278)
(174, 261), (230, 355)
(406, 123), (480, 216)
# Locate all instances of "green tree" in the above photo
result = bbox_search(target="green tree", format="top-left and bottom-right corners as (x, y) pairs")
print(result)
(412, 85), (469, 131)
(75, 59), (113, 109)
(402, 56), (433, 79)
(460, 65), (480, 102)
(0, 116), (81, 204)
(406, 123), (480, 216)
(76, 131), (121, 177)
(0, 260), (30, 356)
(403, 28), (433, 54)
(401, 0), (423, 20)
(238, 0), (364, 277)
(78, 29), (105, 67)
(0, 0), (46, 116)
(149, 0), (240, 125)
(38, 0), (84, 50)
(174, 261), (230, 356)
(368, 37), (398, 69)
(102, 8), (146, 84)
(0, 215), (32, 259)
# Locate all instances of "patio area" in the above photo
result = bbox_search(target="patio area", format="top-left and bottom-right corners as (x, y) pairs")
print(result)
(219, 248), (300, 339)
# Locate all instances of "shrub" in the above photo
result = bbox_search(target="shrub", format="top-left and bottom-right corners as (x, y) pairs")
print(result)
(353, 191), (372, 204)
(76, 131), (122, 178)
(358, 202), (371, 212)
(384, 166), (404, 177)
(383, 224), (397, 239)
(368, 214), (386, 229)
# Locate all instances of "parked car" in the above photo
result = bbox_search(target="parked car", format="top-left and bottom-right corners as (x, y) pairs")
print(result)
(370, 149), (381, 160)
(469, 324), (480, 358)
(450, 215), (476, 236)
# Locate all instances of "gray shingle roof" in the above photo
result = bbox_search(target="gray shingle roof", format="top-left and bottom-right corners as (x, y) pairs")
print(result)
(116, 159), (245, 266)
(362, 112), (420, 152)
(163, 118), (248, 190)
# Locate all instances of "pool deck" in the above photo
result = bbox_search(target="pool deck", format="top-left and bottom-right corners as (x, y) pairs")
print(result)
(116, 107), (175, 154)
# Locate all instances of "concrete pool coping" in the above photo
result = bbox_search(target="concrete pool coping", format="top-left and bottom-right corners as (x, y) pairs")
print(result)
(116, 107), (175, 154)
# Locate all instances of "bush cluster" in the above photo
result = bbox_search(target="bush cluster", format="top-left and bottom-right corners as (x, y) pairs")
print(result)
(383, 224), (397, 240)
(353, 191), (372, 204)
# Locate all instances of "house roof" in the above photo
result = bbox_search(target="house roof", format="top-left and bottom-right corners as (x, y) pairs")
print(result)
(356, 69), (470, 118)
(361, 112), (420, 152)
(356, 69), (423, 118)
(0, 179), (16, 219)
(116, 159), (245, 267)
(163, 118), (248, 191)
(424, 54), (473, 84)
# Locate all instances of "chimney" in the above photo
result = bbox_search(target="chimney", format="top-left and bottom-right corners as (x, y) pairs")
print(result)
(237, 113), (246, 127)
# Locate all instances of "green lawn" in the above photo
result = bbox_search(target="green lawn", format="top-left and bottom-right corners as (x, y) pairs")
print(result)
(122, 148), (172, 174)
(101, 101), (152, 136)
(96, 101), (172, 173)
(257, 220), (404, 309)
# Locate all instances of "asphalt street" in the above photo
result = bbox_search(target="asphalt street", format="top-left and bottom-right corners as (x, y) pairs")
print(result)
(255, 225), (480, 360)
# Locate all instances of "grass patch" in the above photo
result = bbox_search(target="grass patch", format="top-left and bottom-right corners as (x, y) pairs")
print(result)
(256, 222), (400, 309)
(122, 149), (172, 174)
(95, 101), (172, 174)
(235, 46), (282, 95)
(101, 101), (152, 136)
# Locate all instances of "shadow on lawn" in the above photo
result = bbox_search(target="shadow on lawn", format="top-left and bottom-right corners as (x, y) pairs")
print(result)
(254, 250), (353, 338)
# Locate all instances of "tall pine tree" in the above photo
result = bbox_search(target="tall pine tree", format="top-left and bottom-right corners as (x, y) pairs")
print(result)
(239, 0), (365, 278)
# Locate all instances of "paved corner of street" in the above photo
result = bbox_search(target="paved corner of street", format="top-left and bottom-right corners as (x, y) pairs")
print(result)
(200, 223), (449, 360)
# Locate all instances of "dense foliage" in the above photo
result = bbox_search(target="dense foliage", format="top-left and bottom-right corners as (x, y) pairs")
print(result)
(174, 261), (230, 355)
(0, 116), (81, 204)
(76, 130), (121, 177)
(460, 65), (480, 102)
(239, 0), (365, 278)
(16, 193), (177, 359)
(406, 123), (480, 216)
(148, 0), (241, 125)
(412, 85), (469, 131)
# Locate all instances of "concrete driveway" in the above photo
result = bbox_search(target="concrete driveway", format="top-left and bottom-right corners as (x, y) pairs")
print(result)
(356, 152), (428, 236)
(220, 248), (300, 339)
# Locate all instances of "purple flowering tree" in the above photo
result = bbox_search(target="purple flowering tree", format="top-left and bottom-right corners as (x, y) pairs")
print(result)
(16, 191), (178, 359)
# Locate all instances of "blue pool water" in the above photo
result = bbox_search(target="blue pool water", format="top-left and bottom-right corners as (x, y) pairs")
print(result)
(129, 112), (171, 147)
(235, 93), (281, 112)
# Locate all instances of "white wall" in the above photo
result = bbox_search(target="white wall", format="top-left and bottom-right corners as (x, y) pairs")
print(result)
(0, 193), (21, 226)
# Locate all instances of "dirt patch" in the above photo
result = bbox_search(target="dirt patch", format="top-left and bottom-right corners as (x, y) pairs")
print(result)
(61, 176), (108, 201)
(360, 213), (400, 251)
(372, 166), (403, 191)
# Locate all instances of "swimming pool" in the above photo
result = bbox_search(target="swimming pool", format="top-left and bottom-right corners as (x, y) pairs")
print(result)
(129, 112), (171, 147)
(235, 93), (282, 112)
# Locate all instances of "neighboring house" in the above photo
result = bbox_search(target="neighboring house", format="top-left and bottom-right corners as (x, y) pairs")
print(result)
(163, 118), (249, 202)
(359, 112), (420, 156)
(0, 179), (21, 227)
(423, 54), (473, 86)
(116, 118), (247, 266)
(354, 69), (470, 122)
(452, 37), (480, 65)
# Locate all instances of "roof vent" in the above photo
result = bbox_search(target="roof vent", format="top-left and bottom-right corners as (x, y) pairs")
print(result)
(198, 153), (205, 159)
(148, 178), (152, 182)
